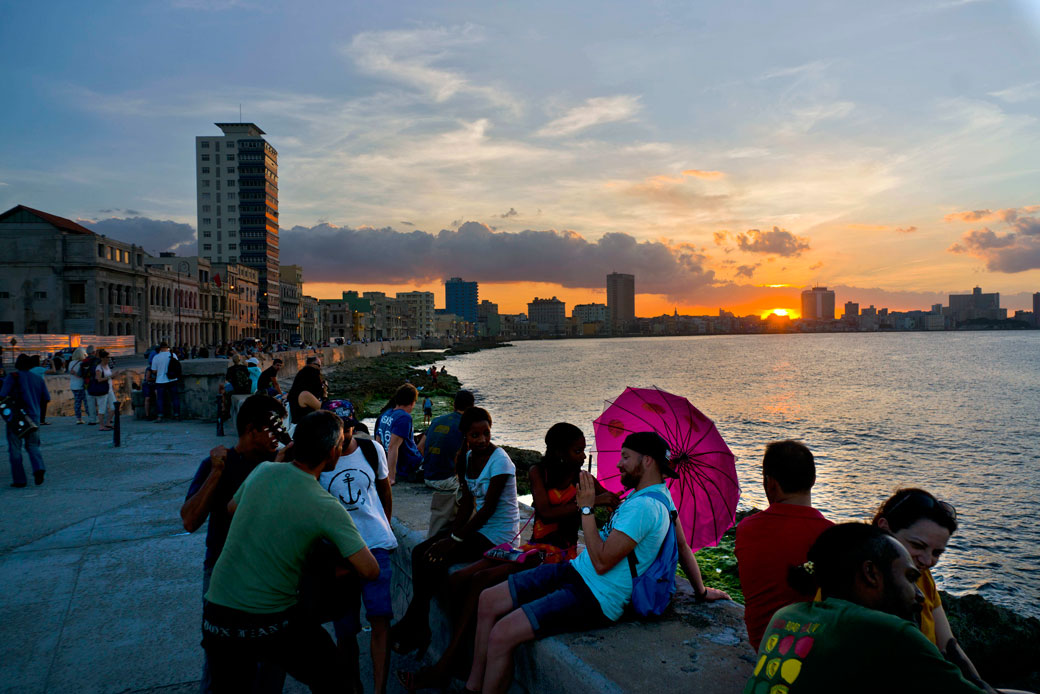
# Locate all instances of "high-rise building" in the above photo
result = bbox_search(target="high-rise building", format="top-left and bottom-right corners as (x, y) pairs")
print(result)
(279, 264), (303, 342)
(528, 296), (566, 334)
(801, 286), (836, 320)
(573, 303), (608, 324)
(445, 277), (478, 323)
(948, 286), (1005, 323)
(606, 273), (635, 332)
(396, 291), (436, 336)
(843, 302), (859, 320)
(196, 123), (280, 340)
(1034, 292), (1040, 327)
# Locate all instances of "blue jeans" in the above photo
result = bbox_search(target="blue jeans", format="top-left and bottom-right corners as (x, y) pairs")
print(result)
(72, 389), (92, 420)
(156, 381), (180, 418)
(7, 423), (44, 486)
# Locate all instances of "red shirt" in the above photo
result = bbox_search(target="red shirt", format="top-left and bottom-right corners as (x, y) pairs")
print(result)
(734, 502), (833, 650)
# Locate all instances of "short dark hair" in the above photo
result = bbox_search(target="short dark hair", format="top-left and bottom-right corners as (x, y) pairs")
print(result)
(272, 358), (283, 365)
(237, 393), (287, 437)
(14, 353), (31, 371)
(872, 488), (957, 535)
(789, 522), (901, 598)
(393, 383), (419, 407)
(762, 440), (816, 493)
(454, 390), (475, 411)
(305, 356), (320, 365)
(459, 406), (492, 434)
(292, 411), (343, 466)
(159, 341), (169, 348)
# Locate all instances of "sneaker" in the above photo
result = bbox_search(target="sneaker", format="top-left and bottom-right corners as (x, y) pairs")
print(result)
(76, 419), (84, 425)
(33, 471), (45, 486)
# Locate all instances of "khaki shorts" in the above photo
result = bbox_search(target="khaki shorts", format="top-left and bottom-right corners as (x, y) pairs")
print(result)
(425, 476), (461, 538)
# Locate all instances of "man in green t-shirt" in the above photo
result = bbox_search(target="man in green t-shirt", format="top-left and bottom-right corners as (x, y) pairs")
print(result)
(744, 523), (986, 694)
(202, 411), (379, 693)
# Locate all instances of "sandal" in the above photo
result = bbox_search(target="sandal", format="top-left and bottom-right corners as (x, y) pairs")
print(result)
(396, 667), (449, 692)
(390, 622), (431, 658)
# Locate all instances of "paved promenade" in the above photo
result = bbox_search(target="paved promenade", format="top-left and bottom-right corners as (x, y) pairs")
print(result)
(0, 417), (427, 694)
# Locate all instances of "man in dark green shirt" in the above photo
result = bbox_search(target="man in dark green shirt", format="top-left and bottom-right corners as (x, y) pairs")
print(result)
(202, 411), (380, 693)
(744, 523), (986, 694)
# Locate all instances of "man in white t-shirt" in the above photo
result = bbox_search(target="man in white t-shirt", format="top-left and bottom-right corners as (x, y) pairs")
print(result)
(465, 431), (731, 694)
(149, 341), (180, 422)
(319, 400), (396, 694)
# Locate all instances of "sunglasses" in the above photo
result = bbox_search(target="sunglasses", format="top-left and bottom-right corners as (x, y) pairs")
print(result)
(888, 490), (957, 523)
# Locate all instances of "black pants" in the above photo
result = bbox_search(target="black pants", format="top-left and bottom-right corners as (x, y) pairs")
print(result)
(201, 602), (341, 693)
(402, 530), (493, 627)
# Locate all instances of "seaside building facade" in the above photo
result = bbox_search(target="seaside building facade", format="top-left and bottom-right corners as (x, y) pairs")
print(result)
(528, 296), (566, 335)
(1034, 292), (1040, 327)
(574, 302), (608, 324)
(801, 286), (836, 321)
(396, 291), (436, 337)
(477, 299), (501, 337)
(445, 277), (479, 324)
(279, 264), (303, 342)
(948, 286), (1006, 323)
(195, 122), (281, 340)
(607, 272), (635, 333)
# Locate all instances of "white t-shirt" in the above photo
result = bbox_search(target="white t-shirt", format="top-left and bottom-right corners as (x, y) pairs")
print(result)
(151, 351), (178, 383)
(465, 447), (520, 547)
(319, 439), (398, 551)
(69, 360), (84, 390)
(571, 483), (676, 621)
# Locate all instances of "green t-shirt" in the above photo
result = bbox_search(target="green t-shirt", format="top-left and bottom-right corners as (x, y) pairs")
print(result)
(743, 598), (986, 694)
(205, 461), (366, 613)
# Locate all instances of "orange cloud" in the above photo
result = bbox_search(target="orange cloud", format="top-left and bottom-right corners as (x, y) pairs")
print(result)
(682, 169), (725, 180)
(611, 174), (729, 209)
(895, 226), (917, 233)
(846, 223), (891, 232)
(944, 209), (999, 223)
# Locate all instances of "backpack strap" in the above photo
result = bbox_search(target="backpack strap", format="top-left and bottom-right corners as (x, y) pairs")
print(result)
(355, 437), (381, 475)
(627, 490), (677, 578)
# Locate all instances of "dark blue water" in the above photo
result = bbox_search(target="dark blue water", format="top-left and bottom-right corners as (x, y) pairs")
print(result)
(441, 333), (1040, 617)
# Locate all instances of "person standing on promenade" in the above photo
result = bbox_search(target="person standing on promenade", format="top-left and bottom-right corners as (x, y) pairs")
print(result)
(89, 349), (116, 431)
(245, 357), (262, 394)
(319, 400), (396, 694)
(465, 431), (729, 694)
(201, 410), (379, 693)
(744, 523), (987, 694)
(67, 347), (93, 425)
(391, 407), (520, 658)
(735, 440), (834, 650)
(151, 341), (181, 423)
(1, 353), (49, 487)
(181, 394), (291, 693)
(377, 383), (422, 484)
(420, 389), (474, 537)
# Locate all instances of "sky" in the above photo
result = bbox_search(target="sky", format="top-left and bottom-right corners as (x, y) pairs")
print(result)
(2, 0), (1040, 317)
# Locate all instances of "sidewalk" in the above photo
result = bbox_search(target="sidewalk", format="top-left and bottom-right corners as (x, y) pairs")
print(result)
(0, 417), (426, 694)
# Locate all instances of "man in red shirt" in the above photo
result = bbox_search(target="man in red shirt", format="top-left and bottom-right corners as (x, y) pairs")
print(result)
(735, 440), (833, 650)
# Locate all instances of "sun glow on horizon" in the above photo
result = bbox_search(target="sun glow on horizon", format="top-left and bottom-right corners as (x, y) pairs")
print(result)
(761, 307), (799, 320)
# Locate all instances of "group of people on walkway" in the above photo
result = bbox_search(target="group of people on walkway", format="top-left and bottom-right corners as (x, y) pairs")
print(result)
(175, 377), (1024, 693)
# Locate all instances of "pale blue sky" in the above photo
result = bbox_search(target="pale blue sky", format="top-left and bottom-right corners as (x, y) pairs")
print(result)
(2, 0), (1039, 311)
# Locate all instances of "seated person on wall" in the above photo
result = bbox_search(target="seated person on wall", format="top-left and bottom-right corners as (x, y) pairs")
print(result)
(872, 489), (1028, 694)
(465, 432), (730, 694)
(735, 440), (834, 650)
(744, 523), (988, 694)
(200, 411), (379, 693)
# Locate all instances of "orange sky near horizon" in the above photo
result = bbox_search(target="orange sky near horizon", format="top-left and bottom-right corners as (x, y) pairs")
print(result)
(304, 281), (807, 319)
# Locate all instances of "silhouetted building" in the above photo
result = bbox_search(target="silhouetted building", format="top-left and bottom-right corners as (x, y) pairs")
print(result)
(528, 296), (566, 335)
(948, 286), (1006, 323)
(445, 277), (478, 323)
(801, 286), (836, 320)
(1033, 292), (1040, 327)
(607, 272), (635, 332)
(574, 303), (608, 324)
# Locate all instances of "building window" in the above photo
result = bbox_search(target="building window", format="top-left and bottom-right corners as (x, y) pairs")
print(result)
(98, 243), (105, 258)
(137, 254), (143, 265)
(215, 141), (220, 151)
(202, 193), (211, 200)
(107, 247), (113, 260)
(226, 167), (234, 174)
(201, 167), (210, 174)
(229, 244), (237, 250)
(203, 230), (212, 237)
(33, 291), (47, 299)
(228, 230), (236, 237)
(201, 154), (210, 161)
(202, 180), (210, 188)
(203, 244), (212, 250)
(228, 256), (237, 263)
(0, 292), (10, 299)
(202, 218), (211, 224)
(202, 205), (211, 212)
(201, 141), (209, 148)
(227, 193), (235, 199)
(69, 283), (86, 304)
(228, 205), (236, 212)
(227, 154), (235, 161)
(227, 180), (235, 187)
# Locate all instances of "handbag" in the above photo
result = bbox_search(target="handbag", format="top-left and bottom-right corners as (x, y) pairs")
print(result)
(0, 373), (39, 439)
(482, 513), (539, 564)
(87, 366), (110, 396)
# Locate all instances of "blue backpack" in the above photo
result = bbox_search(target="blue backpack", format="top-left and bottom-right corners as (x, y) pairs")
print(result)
(627, 490), (679, 617)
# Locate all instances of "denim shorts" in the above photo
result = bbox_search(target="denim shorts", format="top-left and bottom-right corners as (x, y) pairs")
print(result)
(333, 548), (394, 638)
(507, 562), (609, 638)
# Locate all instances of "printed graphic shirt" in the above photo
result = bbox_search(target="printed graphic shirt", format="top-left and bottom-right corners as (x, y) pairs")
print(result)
(377, 408), (422, 475)
(743, 598), (985, 694)
(571, 483), (675, 621)
(319, 440), (398, 551)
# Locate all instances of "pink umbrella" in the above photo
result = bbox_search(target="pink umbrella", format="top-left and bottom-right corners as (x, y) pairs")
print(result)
(593, 386), (739, 551)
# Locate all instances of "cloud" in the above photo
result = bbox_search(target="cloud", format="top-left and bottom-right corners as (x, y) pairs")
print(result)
(612, 174), (729, 210)
(809, 261), (824, 270)
(280, 220), (715, 300)
(948, 212), (1040, 272)
(846, 223), (891, 232)
(713, 231), (729, 245)
(537, 95), (641, 137)
(682, 169), (725, 180)
(400, 221), (414, 226)
(944, 209), (999, 223)
(895, 226), (917, 234)
(735, 264), (759, 278)
(344, 25), (519, 112)
(735, 226), (811, 257)
(80, 216), (197, 256)
(499, 207), (518, 218)
(989, 80), (1040, 104)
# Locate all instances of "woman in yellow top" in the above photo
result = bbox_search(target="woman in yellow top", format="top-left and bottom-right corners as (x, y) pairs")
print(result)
(873, 488), (999, 692)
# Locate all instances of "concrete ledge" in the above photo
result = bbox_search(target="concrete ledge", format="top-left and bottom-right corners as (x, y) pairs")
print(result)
(387, 483), (756, 694)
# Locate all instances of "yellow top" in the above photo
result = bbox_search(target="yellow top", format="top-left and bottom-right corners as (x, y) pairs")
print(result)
(918, 568), (942, 646)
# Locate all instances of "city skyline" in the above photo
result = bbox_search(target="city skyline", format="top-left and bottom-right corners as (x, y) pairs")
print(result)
(2, 1), (1040, 317)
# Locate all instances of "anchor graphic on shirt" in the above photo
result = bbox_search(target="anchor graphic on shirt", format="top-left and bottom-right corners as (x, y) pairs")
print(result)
(327, 467), (373, 510)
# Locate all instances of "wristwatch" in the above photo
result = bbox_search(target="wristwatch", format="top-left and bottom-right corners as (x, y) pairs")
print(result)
(581, 506), (593, 516)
